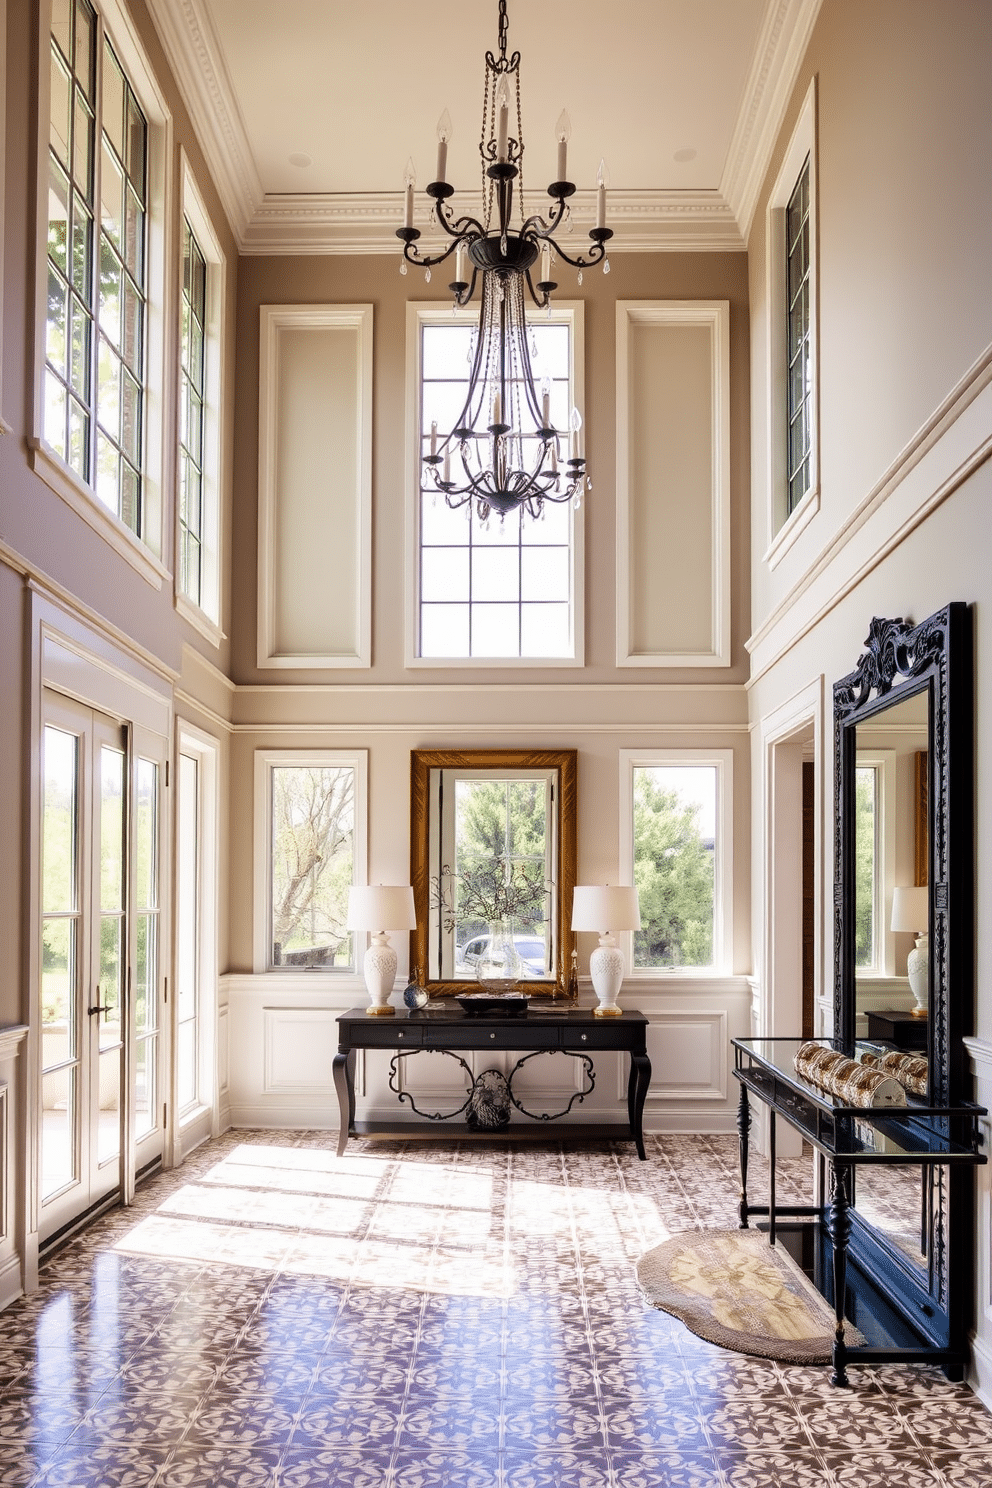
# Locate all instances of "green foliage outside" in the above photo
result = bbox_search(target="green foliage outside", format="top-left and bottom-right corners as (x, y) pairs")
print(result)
(854, 766), (876, 968)
(632, 770), (714, 969)
(271, 766), (354, 967)
(450, 779), (550, 944)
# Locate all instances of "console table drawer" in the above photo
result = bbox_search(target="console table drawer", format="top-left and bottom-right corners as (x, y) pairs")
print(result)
(563, 1023), (644, 1051)
(350, 1023), (425, 1049)
(438, 1022), (560, 1050)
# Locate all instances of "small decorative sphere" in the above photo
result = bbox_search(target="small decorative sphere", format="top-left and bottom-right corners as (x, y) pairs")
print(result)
(403, 982), (429, 1010)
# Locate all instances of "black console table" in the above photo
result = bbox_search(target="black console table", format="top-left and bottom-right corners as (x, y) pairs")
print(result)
(334, 1005), (651, 1159)
(733, 1037), (986, 1386)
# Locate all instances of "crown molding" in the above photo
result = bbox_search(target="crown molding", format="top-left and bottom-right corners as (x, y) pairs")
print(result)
(153, 0), (816, 256)
(720, 0), (823, 243)
(147, 0), (261, 241)
(240, 189), (745, 256)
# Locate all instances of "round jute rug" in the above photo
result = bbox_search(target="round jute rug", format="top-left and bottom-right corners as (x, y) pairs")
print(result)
(636, 1228), (864, 1364)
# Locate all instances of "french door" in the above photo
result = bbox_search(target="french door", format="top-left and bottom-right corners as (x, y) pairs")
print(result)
(39, 693), (166, 1243)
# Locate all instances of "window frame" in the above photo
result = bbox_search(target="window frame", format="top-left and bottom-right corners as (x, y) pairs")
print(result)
(175, 153), (225, 641)
(174, 722), (219, 1147)
(404, 299), (585, 668)
(763, 77), (819, 568)
(619, 748), (734, 977)
(853, 749), (897, 978)
(31, 0), (173, 589)
(252, 748), (368, 976)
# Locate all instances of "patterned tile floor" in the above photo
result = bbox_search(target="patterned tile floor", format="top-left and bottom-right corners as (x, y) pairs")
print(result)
(1, 1130), (990, 1487)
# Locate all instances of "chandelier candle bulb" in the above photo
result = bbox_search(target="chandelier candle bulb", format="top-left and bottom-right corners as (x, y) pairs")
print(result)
(455, 242), (467, 283)
(403, 156), (416, 229)
(555, 110), (570, 180)
(596, 158), (608, 229)
(442, 447), (451, 484)
(492, 391), (502, 426)
(435, 110), (451, 182)
(541, 242), (551, 283)
(496, 76), (510, 161)
(430, 420), (438, 457)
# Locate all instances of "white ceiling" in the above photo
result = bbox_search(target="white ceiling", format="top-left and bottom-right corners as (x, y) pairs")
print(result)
(152, 0), (822, 252)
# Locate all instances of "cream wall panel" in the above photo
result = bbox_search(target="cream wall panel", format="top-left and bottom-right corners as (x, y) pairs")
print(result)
(644, 1011), (729, 1102)
(263, 1009), (338, 1094)
(257, 305), (372, 668)
(617, 303), (731, 668)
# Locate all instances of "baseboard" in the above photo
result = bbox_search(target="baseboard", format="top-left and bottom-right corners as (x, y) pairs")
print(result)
(645, 1113), (738, 1135)
(0, 1252), (23, 1313)
(969, 1329), (992, 1410)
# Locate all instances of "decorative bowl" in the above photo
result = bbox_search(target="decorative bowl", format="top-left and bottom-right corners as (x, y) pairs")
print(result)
(456, 993), (530, 1018)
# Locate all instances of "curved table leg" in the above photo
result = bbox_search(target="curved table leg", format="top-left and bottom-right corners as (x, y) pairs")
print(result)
(333, 1050), (356, 1158)
(829, 1162), (853, 1387)
(737, 1083), (752, 1228)
(627, 1052), (651, 1160)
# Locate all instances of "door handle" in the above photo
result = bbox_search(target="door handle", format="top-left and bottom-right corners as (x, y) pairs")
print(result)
(88, 991), (110, 1019)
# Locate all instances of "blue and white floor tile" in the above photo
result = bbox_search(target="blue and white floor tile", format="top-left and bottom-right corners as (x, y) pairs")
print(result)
(0, 1129), (987, 1485)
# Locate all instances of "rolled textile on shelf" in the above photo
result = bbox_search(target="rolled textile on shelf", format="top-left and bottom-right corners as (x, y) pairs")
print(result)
(861, 1049), (928, 1098)
(794, 1041), (907, 1108)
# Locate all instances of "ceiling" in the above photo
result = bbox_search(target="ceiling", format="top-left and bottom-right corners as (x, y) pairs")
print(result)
(151, 0), (822, 253)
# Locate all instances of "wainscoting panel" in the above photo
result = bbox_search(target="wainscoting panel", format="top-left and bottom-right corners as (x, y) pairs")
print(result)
(644, 1009), (729, 1102)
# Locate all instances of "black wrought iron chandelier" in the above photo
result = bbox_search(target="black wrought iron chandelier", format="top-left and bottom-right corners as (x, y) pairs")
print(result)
(398, 0), (612, 521)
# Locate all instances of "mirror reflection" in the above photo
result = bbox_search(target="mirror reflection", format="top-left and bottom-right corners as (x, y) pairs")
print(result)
(853, 1164), (929, 1272)
(853, 687), (929, 1040)
(410, 749), (577, 996)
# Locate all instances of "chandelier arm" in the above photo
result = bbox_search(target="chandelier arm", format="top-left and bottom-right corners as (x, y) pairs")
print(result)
(523, 267), (550, 312)
(543, 237), (608, 271)
(432, 198), (488, 242)
(520, 192), (568, 239)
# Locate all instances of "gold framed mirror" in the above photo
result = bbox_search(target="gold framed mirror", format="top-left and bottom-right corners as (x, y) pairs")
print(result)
(410, 748), (577, 998)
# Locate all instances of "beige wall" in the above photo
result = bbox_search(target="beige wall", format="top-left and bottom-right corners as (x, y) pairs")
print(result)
(749, 0), (992, 634)
(233, 250), (751, 685)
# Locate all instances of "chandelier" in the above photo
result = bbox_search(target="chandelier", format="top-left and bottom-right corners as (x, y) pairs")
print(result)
(397, 0), (611, 521)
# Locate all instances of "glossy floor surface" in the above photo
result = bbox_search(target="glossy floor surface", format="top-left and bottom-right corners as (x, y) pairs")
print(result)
(1, 1130), (990, 1486)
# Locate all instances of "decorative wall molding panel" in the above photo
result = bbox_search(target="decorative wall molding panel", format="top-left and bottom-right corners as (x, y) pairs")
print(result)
(257, 305), (373, 669)
(616, 302), (731, 669)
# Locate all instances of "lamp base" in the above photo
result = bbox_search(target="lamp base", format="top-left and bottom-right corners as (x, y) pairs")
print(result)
(593, 1005), (623, 1018)
(364, 934), (398, 1017)
(366, 1005), (396, 1017)
(589, 939), (625, 1019)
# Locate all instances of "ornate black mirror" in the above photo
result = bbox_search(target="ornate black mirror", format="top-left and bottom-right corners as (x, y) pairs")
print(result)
(834, 602), (973, 1107)
(833, 603), (974, 1321)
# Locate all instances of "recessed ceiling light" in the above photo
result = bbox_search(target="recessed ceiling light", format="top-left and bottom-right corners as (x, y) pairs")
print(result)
(673, 147), (697, 163)
(289, 153), (312, 168)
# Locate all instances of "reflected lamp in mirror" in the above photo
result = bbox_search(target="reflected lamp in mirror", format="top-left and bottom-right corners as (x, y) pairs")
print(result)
(347, 885), (418, 1017)
(891, 885), (929, 1018)
(571, 886), (641, 1018)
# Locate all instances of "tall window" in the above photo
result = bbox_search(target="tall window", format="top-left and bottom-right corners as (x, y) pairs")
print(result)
(855, 763), (879, 971)
(47, 0), (147, 531)
(178, 219), (206, 606)
(255, 751), (368, 973)
(621, 752), (732, 974)
(415, 309), (580, 662)
(786, 156), (811, 514)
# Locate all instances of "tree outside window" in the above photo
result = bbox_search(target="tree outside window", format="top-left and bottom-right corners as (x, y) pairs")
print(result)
(631, 765), (716, 970)
(270, 765), (355, 969)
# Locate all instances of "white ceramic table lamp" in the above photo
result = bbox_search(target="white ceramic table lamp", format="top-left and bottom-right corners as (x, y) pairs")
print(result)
(571, 885), (641, 1018)
(891, 885), (929, 1017)
(347, 885), (418, 1017)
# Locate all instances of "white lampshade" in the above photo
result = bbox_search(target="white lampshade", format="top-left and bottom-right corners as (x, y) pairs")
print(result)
(571, 885), (641, 933)
(891, 885), (928, 935)
(347, 885), (417, 932)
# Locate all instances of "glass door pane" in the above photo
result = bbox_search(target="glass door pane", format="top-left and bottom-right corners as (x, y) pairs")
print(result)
(41, 725), (81, 1201)
(176, 752), (199, 1111)
(134, 755), (158, 1140)
(96, 743), (124, 1168)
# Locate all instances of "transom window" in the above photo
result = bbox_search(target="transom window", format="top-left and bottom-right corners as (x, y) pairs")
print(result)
(47, 0), (148, 532)
(786, 155), (811, 515)
(416, 311), (580, 662)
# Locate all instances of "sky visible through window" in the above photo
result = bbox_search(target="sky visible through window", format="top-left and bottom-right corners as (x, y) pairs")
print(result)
(419, 320), (573, 659)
